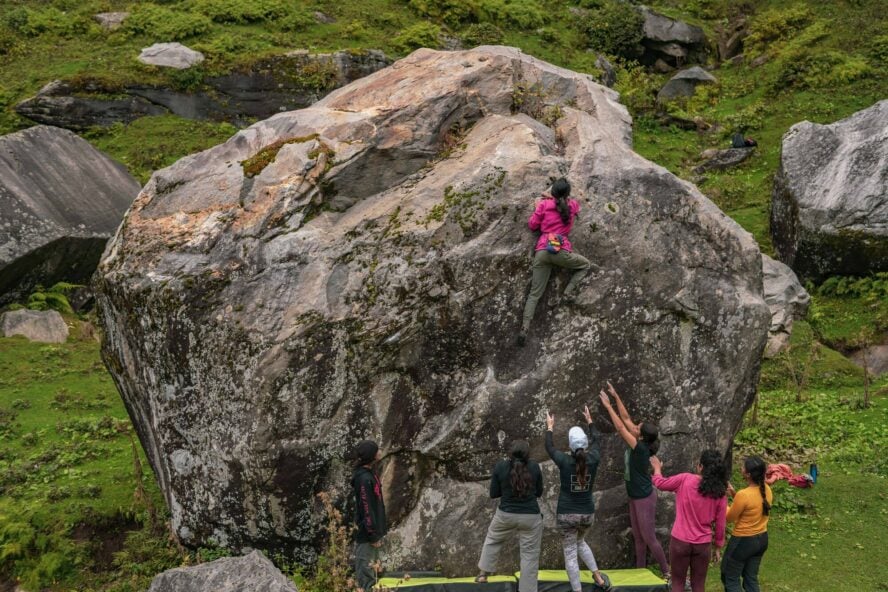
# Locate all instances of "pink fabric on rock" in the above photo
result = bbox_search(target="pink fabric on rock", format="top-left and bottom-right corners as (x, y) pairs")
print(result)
(652, 473), (727, 547)
(528, 197), (580, 252)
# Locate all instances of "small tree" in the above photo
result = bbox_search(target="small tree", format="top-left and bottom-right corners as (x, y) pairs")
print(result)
(855, 328), (874, 409)
(781, 339), (821, 403)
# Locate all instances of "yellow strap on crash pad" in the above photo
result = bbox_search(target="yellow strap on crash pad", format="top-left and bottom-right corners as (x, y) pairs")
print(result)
(516, 569), (666, 585)
(377, 575), (517, 588)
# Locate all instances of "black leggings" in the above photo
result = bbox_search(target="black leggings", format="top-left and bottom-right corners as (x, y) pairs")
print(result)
(720, 531), (768, 592)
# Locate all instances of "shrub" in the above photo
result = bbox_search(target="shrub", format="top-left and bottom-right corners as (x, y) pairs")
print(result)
(460, 22), (504, 46)
(613, 60), (658, 114)
(5, 6), (87, 38)
(480, 0), (549, 30)
(192, 0), (288, 24)
(869, 34), (888, 66)
(745, 6), (811, 56)
(25, 283), (81, 315)
(770, 49), (871, 93)
(277, 9), (316, 32)
(125, 3), (212, 41)
(580, 0), (644, 60)
(393, 22), (442, 53)
(408, 0), (481, 27)
(721, 101), (766, 134)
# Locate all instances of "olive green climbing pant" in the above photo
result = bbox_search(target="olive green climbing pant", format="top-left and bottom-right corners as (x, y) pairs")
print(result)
(522, 249), (592, 332)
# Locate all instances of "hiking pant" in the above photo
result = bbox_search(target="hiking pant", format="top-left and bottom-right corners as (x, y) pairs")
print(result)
(354, 541), (380, 592)
(720, 532), (768, 592)
(669, 537), (710, 592)
(557, 513), (598, 592)
(628, 491), (669, 574)
(522, 249), (592, 331)
(478, 509), (543, 592)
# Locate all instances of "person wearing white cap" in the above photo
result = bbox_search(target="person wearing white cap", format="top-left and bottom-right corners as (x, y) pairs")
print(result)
(545, 406), (610, 591)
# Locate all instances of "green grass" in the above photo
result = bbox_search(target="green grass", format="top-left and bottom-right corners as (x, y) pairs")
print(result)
(0, 327), (181, 591)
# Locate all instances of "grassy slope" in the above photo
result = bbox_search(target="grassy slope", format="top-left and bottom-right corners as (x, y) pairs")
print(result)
(1, 0), (887, 590)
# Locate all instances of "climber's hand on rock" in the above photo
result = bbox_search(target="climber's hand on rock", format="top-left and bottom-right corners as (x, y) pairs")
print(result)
(582, 405), (593, 424)
(546, 412), (555, 431)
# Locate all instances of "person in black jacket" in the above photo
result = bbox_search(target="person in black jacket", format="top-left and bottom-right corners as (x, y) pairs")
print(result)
(351, 440), (387, 592)
(475, 439), (544, 592)
(546, 406), (610, 591)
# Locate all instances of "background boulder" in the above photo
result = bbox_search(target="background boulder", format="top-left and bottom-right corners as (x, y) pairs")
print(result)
(761, 254), (810, 358)
(95, 46), (769, 572)
(640, 7), (708, 68)
(0, 309), (68, 343)
(0, 125), (140, 306)
(657, 66), (717, 102)
(770, 100), (888, 280)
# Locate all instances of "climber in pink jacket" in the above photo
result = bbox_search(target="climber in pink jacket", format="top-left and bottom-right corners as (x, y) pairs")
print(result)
(518, 178), (596, 346)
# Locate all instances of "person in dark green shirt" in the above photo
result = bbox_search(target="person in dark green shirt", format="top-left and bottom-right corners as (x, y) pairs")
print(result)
(600, 382), (669, 578)
(545, 406), (610, 591)
(476, 440), (544, 592)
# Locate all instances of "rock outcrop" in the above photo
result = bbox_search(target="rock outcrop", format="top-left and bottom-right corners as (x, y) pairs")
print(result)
(640, 7), (708, 68)
(657, 66), (717, 102)
(16, 51), (392, 131)
(1, 309), (69, 343)
(0, 126), (140, 306)
(761, 255), (810, 358)
(693, 147), (753, 174)
(95, 46), (769, 572)
(771, 100), (888, 280)
(147, 551), (297, 592)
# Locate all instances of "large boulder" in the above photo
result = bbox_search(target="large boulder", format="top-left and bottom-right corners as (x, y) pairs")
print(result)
(761, 254), (810, 358)
(147, 551), (297, 592)
(640, 7), (708, 68)
(16, 51), (393, 131)
(657, 66), (717, 103)
(0, 125), (140, 306)
(771, 100), (888, 280)
(693, 147), (753, 174)
(95, 46), (769, 572)
(138, 43), (205, 69)
(1, 309), (68, 343)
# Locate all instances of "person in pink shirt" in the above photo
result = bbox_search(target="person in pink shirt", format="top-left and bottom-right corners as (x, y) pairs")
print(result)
(651, 450), (728, 592)
(518, 178), (596, 346)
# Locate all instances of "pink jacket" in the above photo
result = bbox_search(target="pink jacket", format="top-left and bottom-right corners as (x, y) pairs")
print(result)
(528, 197), (580, 252)
(653, 473), (727, 547)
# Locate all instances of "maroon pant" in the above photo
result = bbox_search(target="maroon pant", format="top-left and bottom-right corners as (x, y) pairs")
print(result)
(628, 491), (668, 574)
(669, 536), (710, 592)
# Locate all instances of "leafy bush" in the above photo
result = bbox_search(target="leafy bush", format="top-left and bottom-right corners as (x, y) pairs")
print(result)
(460, 22), (504, 46)
(192, 0), (288, 24)
(408, 0), (480, 27)
(868, 34), (888, 66)
(393, 22), (441, 53)
(25, 283), (81, 315)
(745, 6), (812, 56)
(4, 6), (87, 38)
(613, 60), (658, 114)
(814, 273), (888, 301)
(125, 3), (212, 41)
(770, 49), (871, 93)
(480, 0), (549, 29)
(721, 101), (767, 134)
(277, 8), (316, 32)
(580, 0), (644, 59)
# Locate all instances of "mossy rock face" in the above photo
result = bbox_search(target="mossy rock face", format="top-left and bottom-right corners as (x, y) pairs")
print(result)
(15, 51), (392, 131)
(95, 47), (769, 571)
(771, 100), (888, 281)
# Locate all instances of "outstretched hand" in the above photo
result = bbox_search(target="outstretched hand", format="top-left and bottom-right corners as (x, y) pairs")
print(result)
(598, 390), (612, 408)
(582, 405), (593, 424)
(649, 455), (663, 474)
(726, 482), (736, 498)
(607, 381), (620, 400)
(546, 411), (555, 431)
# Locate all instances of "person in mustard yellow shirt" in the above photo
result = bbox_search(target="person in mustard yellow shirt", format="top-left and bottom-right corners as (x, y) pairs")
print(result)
(721, 456), (774, 592)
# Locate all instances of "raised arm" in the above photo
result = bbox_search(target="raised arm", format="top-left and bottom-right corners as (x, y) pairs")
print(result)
(599, 390), (638, 448)
(582, 405), (601, 459)
(608, 381), (638, 434)
(544, 411), (561, 462)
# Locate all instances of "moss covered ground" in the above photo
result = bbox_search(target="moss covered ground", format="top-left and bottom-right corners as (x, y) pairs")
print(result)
(1, 0), (887, 589)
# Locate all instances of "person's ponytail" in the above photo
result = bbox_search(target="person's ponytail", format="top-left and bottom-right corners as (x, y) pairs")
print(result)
(573, 449), (588, 489)
(509, 440), (534, 498)
(551, 178), (572, 224)
(744, 456), (770, 515)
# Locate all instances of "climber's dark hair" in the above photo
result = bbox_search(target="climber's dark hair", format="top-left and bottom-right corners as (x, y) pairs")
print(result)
(573, 448), (588, 489)
(698, 449), (728, 499)
(744, 456), (771, 516)
(640, 422), (660, 456)
(551, 177), (571, 224)
(509, 440), (534, 498)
